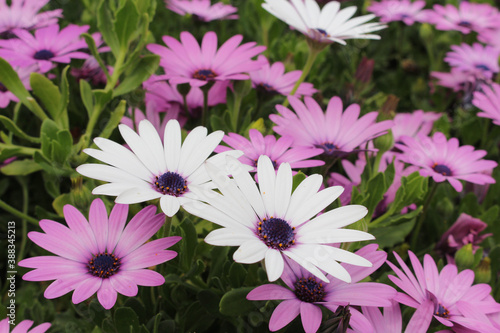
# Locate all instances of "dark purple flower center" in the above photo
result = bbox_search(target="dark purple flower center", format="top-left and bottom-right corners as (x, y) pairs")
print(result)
(34, 49), (55, 60)
(316, 142), (338, 155)
(432, 163), (452, 176)
(315, 28), (329, 37)
(253, 157), (278, 169)
(193, 69), (217, 81)
(256, 83), (278, 95)
(434, 303), (450, 318)
(0, 82), (7, 93)
(257, 217), (295, 250)
(294, 276), (326, 303)
(88, 252), (121, 278)
(475, 64), (491, 71)
(458, 21), (472, 28)
(154, 171), (188, 197)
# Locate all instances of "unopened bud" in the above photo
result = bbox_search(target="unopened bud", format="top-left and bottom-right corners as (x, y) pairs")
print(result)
(176, 83), (191, 97)
(454, 243), (475, 270)
(419, 23), (433, 44)
(474, 257), (491, 284)
(355, 57), (375, 84)
(373, 129), (394, 154)
(379, 94), (399, 120)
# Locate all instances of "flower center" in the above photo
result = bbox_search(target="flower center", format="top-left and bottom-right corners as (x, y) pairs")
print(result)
(154, 171), (188, 197)
(193, 69), (216, 81)
(257, 217), (295, 250)
(458, 21), (472, 28)
(253, 157), (278, 169)
(434, 303), (450, 318)
(316, 142), (338, 155)
(88, 253), (121, 278)
(432, 163), (452, 176)
(315, 28), (329, 37)
(475, 64), (491, 71)
(0, 82), (7, 93)
(256, 83), (278, 95)
(33, 49), (55, 60)
(294, 276), (326, 303)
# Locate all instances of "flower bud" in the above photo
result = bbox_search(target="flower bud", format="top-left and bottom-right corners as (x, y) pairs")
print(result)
(373, 129), (394, 155)
(474, 257), (491, 284)
(176, 82), (191, 97)
(454, 243), (475, 270)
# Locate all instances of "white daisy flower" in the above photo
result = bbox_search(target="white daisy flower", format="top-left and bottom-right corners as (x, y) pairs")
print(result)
(262, 0), (386, 45)
(77, 119), (241, 217)
(183, 155), (374, 283)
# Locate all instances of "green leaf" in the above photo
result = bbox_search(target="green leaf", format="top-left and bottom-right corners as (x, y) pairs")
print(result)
(219, 287), (256, 316)
(97, 0), (120, 57)
(369, 207), (422, 248)
(80, 79), (94, 118)
(52, 193), (72, 216)
(0, 115), (40, 143)
(40, 119), (60, 158)
(113, 55), (159, 96)
(114, 307), (140, 333)
(0, 57), (31, 105)
(292, 171), (306, 192)
(94, 89), (113, 108)
(96, 100), (127, 140)
(179, 217), (198, 270)
(228, 262), (247, 288)
(58, 66), (70, 128)
(30, 73), (61, 119)
(115, 0), (140, 49)
(364, 172), (386, 217)
(197, 290), (221, 315)
(82, 33), (110, 79)
(0, 159), (42, 176)
(53, 130), (73, 163)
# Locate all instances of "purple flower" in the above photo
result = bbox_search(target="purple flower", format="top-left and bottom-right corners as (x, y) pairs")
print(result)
(472, 82), (500, 126)
(387, 251), (500, 332)
(0, 0), (62, 38)
(247, 244), (396, 332)
(18, 199), (181, 309)
(478, 28), (500, 51)
(367, 0), (426, 26)
(392, 110), (441, 144)
(0, 317), (50, 333)
(165, 0), (238, 21)
(70, 56), (108, 86)
(270, 96), (394, 158)
(431, 69), (479, 93)
(147, 31), (265, 87)
(444, 43), (500, 81)
(214, 129), (325, 175)
(423, 2), (500, 34)
(347, 301), (402, 333)
(0, 24), (90, 73)
(249, 55), (317, 97)
(396, 132), (497, 192)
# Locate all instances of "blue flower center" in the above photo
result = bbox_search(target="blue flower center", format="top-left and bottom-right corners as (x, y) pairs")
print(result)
(0, 82), (7, 93)
(257, 217), (295, 250)
(432, 163), (452, 176)
(475, 64), (490, 71)
(315, 28), (329, 37)
(458, 21), (472, 28)
(193, 69), (216, 80)
(88, 253), (121, 278)
(316, 142), (338, 155)
(434, 303), (450, 318)
(34, 49), (55, 60)
(155, 171), (188, 197)
(257, 83), (277, 95)
(294, 276), (326, 303)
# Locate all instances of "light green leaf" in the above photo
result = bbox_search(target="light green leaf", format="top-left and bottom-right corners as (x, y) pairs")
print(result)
(80, 79), (94, 118)
(0, 115), (40, 143)
(115, 0), (140, 49)
(0, 57), (31, 106)
(97, 0), (120, 57)
(1, 159), (42, 176)
(30, 73), (61, 119)
(113, 54), (159, 96)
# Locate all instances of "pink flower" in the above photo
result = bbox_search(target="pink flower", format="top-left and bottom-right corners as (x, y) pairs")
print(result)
(396, 132), (497, 192)
(147, 31), (265, 87)
(392, 110), (441, 144)
(430, 69), (479, 92)
(270, 96), (394, 157)
(444, 43), (500, 81)
(347, 301), (402, 333)
(165, 0), (238, 21)
(0, 0), (62, 38)
(0, 317), (50, 333)
(472, 82), (500, 126)
(214, 129), (325, 174)
(247, 244), (396, 333)
(387, 251), (500, 332)
(249, 55), (316, 97)
(423, 2), (500, 34)
(478, 28), (500, 51)
(367, 0), (426, 26)
(18, 199), (181, 309)
(70, 56), (108, 86)
(0, 24), (90, 73)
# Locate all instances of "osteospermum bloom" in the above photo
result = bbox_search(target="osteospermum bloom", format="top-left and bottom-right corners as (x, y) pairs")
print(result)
(0, 318), (50, 333)
(184, 155), (374, 282)
(348, 301), (402, 333)
(396, 132), (497, 192)
(0, 24), (89, 73)
(430, 69), (478, 93)
(392, 110), (441, 144)
(444, 43), (500, 81)
(0, 0), (61, 38)
(472, 82), (500, 126)
(214, 129), (325, 174)
(424, 2), (500, 34)
(249, 55), (316, 97)
(247, 245), (396, 333)
(18, 199), (181, 310)
(478, 28), (500, 51)
(271, 96), (393, 157)
(262, 0), (386, 45)
(77, 119), (242, 217)
(147, 31), (265, 87)
(165, 0), (238, 21)
(367, 0), (426, 26)
(387, 251), (500, 332)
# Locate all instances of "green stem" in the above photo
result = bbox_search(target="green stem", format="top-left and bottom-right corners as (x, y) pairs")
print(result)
(0, 143), (39, 156)
(16, 177), (29, 263)
(480, 118), (490, 149)
(8, 103), (22, 142)
(372, 151), (383, 177)
(201, 86), (209, 128)
(0, 199), (38, 226)
(410, 182), (438, 249)
(231, 94), (243, 133)
(370, 208), (395, 227)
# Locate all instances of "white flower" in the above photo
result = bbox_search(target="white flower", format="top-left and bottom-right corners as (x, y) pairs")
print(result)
(262, 0), (386, 44)
(183, 155), (374, 282)
(77, 119), (241, 217)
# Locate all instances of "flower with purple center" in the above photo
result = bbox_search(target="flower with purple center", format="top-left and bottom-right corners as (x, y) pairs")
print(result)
(183, 155), (375, 283)
(0, 317), (51, 333)
(0, 24), (90, 73)
(472, 82), (500, 126)
(214, 129), (325, 175)
(0, 0), (62, 38)
(430, 69), (478, 93)
(18, 199), (181, 310)
(444, 43), (500, 81)
(77, 119), (242, 217)
(387, 251), (500, 332)
(246, 244), (396, 332)
(165, 0), (238, 22)
(270, 95), (394, 158)
(391, 110), (442, 145)
(249, 55), (317, 97)
(147, 31), (266, 87)
(423, 2), (500, 34)
(367, 0), (426, 26)
(395, 132), (497, 192)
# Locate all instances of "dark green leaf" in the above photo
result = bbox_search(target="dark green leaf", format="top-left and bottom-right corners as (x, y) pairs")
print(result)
(114, 0), (140, 49)
(219, 287), (256, 316)
(114, 307), (140, 333)
(82, 33), (110, 79)
(97, 0), (120, 57)
(80, 79), (94, 117)
(0, 115), (40, 143)
(228, 262), (247, 288)
(113, 55), (159, 96)
(197, 289), (221, 314)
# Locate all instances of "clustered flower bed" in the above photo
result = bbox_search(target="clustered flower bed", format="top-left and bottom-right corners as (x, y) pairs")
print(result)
(1, 0), (500, 332)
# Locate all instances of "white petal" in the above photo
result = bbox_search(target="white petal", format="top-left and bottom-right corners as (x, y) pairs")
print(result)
(285, 174), (323, 221)
(205, 227), (254, 246)
(300, 205), (368, 234)
(181, 130), (224, 177)
(265, 250), (285, 282)
(289, 186), (344, 227)
(160, 195), (181, 217)
(163, 119), (182, 172)
(182, 195), (245, 229)
(298, 229), (374, 244)
(139, 119), (167, 173)
(274, 162), (292, 218)
(178, 126), (207, 173)
(77, 164), (149, 186)
(233, 240), (268, 264)
(92, 183), (135, 196)
(257, 155), (276, 217)
(283, 249), (329, 282)
(115, 187), (162, 204)
(119, 123), (162, 175)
